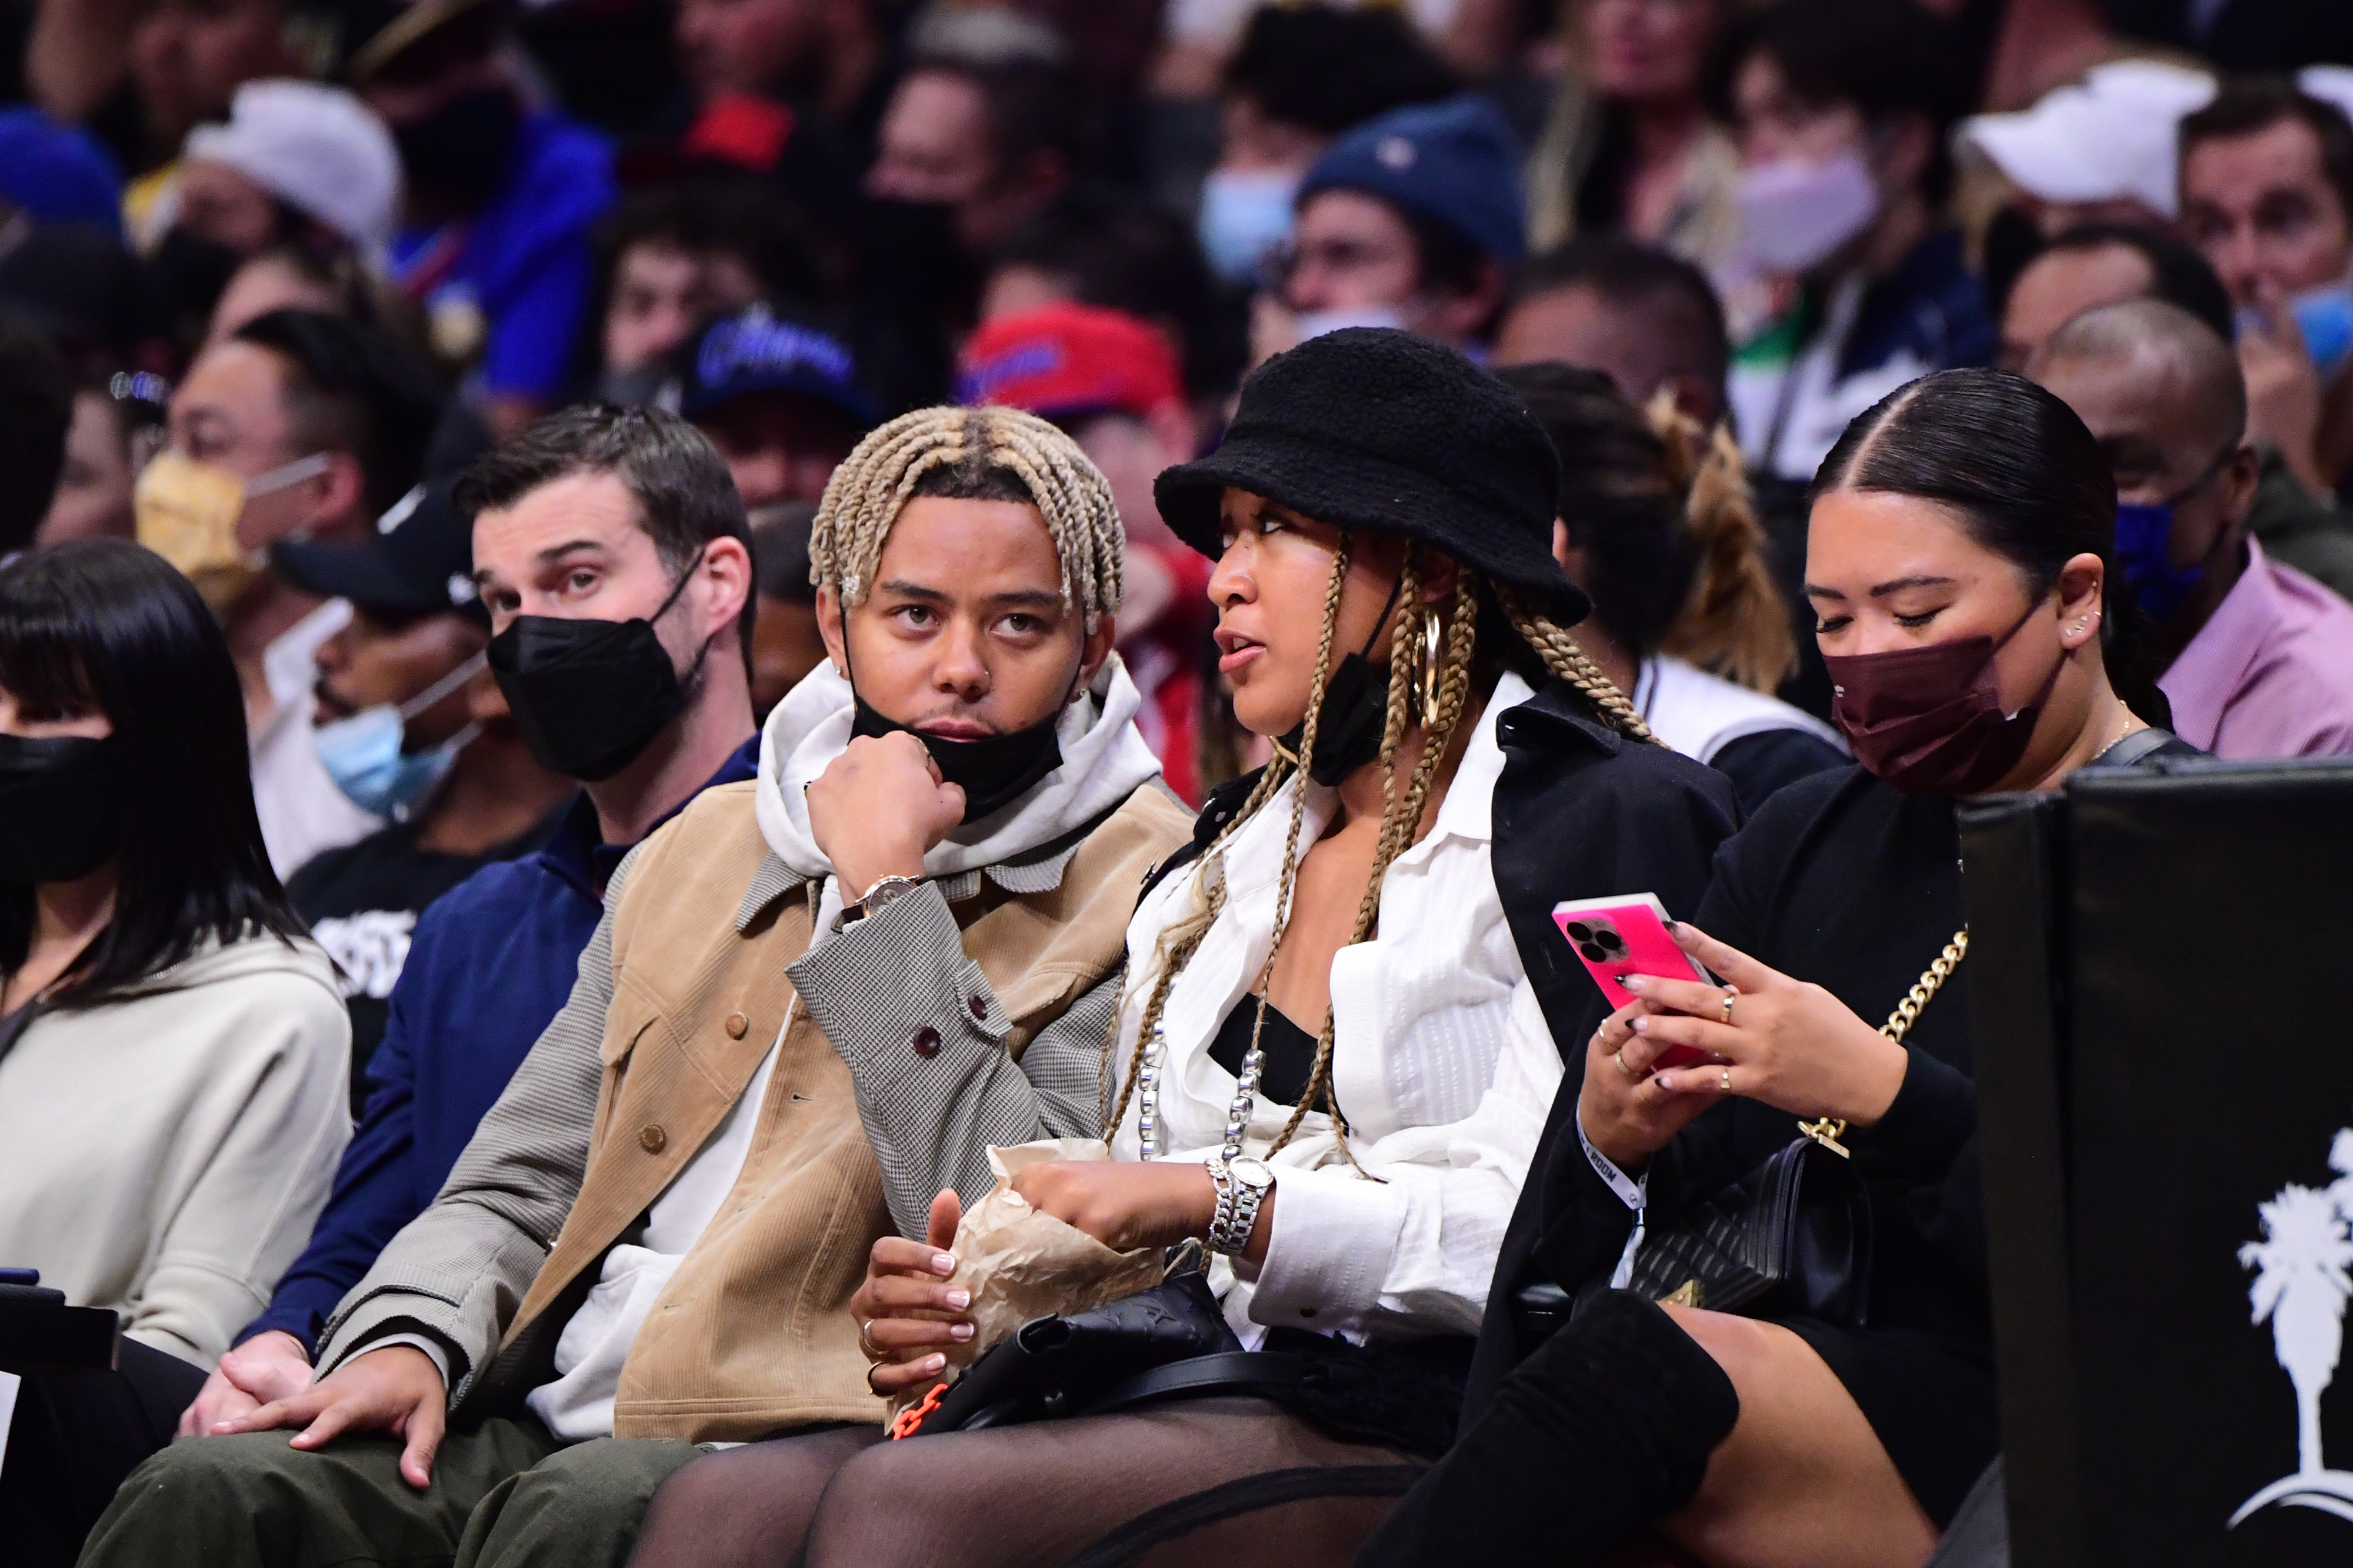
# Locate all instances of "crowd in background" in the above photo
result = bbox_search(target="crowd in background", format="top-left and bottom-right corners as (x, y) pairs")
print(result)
(1, 0), (2352, 1563)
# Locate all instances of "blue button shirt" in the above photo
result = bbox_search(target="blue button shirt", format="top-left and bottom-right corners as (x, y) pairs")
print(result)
(244, 738), (761, 1352)
(389, 108), (616, 403)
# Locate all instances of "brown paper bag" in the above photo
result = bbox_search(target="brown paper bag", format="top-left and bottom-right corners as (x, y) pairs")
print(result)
(891, 1139), (1164, 1418)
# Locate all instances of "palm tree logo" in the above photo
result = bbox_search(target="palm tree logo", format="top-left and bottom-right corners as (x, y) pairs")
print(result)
(2232, 1127), (2353, 1528)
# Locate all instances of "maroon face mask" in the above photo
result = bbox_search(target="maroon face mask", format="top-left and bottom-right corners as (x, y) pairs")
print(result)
(1822, 604), (2063, 797)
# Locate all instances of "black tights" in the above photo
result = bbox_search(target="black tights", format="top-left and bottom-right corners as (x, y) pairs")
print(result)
(627, 1399), (1423, 1568)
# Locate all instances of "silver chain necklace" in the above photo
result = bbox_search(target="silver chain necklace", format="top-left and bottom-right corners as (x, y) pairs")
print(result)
(1136, 1003), (1267, 1163)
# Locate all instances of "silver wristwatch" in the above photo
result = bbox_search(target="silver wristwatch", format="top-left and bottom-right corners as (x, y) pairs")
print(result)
(840, 873), (922, 928)
(1206, 1156), (1274, 1255)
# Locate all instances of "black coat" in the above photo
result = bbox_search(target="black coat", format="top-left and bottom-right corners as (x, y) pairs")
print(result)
(1154, 679), (1738, 1402)
(1465, 680), (1738, 1416)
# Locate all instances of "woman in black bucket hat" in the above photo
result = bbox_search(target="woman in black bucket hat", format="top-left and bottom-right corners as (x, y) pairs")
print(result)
(626, 329), (1739, 1567)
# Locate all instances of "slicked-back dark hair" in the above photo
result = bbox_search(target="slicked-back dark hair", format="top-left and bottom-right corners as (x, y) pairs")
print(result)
(2031, 222), (2237, 343)
(454, 403), (756, 662)
(0, 541), (301, 1007)
(231, 308), (445, 521)
(2179, 78), (2353, 231)
(1816, 367), (2169, 727)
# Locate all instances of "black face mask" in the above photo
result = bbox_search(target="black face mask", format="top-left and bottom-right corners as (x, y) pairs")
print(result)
(1275, 577), (1405, 786)
(0, 735), (125, 884)
(152, 227), (244, 334)
(395, 88), (521, 211)
(486, 563), (709, 783)
(848, 695), (1066, 825)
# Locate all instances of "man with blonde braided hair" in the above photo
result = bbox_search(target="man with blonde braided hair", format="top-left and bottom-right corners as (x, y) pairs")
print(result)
(631, 328), (1741, 1568)
(90, 404), (1191, 1568)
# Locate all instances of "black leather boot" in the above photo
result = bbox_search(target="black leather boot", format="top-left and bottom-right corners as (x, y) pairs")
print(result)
(1353, 1290), (1741, 1567)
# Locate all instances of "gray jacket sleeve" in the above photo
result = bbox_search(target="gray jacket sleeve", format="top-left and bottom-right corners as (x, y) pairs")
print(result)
(788, 883), (1117, 1239)
(313, 849), (641, 1397)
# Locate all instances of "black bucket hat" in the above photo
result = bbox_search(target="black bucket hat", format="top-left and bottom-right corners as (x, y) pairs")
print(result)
(1154, 328), (1589, 625)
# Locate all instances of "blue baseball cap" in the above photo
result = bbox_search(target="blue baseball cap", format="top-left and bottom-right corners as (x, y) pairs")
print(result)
(0, 108), (123, 233)
(1296, 95), (1525, 266)
(680, 305), (878, 429)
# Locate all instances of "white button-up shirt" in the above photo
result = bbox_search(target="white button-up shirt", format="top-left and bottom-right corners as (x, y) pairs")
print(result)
(1112, 672), (1564, 1343)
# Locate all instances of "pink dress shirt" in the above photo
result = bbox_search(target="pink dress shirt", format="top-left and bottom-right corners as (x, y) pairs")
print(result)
(2158, 538), (2353, 759)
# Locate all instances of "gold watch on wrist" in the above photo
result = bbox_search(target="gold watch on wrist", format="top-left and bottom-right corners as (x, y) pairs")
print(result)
(841, 873), (923, 928)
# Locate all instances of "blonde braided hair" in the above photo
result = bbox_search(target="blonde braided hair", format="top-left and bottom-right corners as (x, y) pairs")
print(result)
(1106, 533), (1654, 1180)
(1645, 390), (1797, 694)
(808, 405), (1126, 627)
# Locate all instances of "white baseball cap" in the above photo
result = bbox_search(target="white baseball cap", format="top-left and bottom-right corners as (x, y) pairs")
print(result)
(184, 79), (404, 256)
(1959, 60), (2217, 219)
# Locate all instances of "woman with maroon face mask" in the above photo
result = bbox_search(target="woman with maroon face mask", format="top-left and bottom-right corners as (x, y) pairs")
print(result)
(1360, 368), (2197, 1568)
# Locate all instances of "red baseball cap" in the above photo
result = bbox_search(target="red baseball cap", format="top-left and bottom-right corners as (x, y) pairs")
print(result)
(957, 302), (1183, 423)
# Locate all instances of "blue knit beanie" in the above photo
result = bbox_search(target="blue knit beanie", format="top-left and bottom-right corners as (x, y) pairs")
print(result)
(1296, 95), (1525, 265)
(0, 109), (122, 233)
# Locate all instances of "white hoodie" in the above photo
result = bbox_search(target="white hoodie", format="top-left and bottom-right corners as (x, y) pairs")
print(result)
(0, 935), (350, 1367)
(755, 651), (1169, 926)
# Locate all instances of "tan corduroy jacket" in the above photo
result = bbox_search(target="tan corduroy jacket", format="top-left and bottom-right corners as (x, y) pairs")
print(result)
(318, 778), (1189, 1440)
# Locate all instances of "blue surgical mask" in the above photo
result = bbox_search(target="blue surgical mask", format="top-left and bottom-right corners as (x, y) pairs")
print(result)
(312, 654), (485, 819)
(2292, 280), (2353, 379)
(2113, 446), (2235, 623)
(1198, 168), (1299, 288)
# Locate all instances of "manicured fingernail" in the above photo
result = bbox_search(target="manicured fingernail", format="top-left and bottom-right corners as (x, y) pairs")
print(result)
(945, 1289), (971, 1309)
(1652, 1073), (1672, 1092)
(951, 1322), (975, 1340)
(932, 1253), (956, 1275)
(1621, 975), (1645, 992)
(922, 1354), (946, 1372)
(1631, 1016), (1647, 1032)
(1662, 919), (1679, 932)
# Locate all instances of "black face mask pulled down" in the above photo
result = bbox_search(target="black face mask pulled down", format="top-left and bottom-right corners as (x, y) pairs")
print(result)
(848, 692), (1068, 826)
(395, 87), (522, 211)
(487, 564), (710, 783)
(1275, 578), (1407, 787)
(0, 735), (125, 884)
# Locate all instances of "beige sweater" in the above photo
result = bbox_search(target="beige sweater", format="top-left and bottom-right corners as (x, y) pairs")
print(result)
(0, 935), (351, 1367)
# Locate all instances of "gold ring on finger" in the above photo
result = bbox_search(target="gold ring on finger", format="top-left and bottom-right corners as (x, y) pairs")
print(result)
(866, 1361), (888, 1396)
(1719, 1066), (1733, 1095)
(858, 1319), (882, 1361)
(1719, 988), (1737, 1026)
(1614, 1049), (1638, 1080)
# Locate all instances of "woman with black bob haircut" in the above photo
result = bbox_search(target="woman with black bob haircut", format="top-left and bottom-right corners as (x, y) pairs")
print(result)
(1494, 362), (1848, 812)
(627, 329), (1739, 1566)
(0, 541), (350, 1565)
(1360, 368), (2195, 1568)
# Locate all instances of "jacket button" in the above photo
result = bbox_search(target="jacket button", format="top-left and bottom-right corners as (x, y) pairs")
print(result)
(912, 1025), (942, 1058)
(724, 1012), (749, 1039)
(968, 995), (987, 1020)
(639, 1124), (667, 1153)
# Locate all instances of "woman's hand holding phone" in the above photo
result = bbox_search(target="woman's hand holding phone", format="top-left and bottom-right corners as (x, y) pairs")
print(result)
(1614, 922), (1911, 1129)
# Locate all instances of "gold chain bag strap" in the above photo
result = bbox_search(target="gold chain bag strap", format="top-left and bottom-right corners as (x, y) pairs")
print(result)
(1797, 928), (1969, 1157)
(1582, 927), (1974, 1324)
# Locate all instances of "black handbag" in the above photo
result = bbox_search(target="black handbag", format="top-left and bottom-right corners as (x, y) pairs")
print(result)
(907, 1263), (1246, 1434)
(1526, 928), (1969, 1335)
(896, 1258), (1472, 1459)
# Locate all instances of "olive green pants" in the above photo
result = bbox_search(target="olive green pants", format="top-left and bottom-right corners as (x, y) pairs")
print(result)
(76, 1416), (702, 1568)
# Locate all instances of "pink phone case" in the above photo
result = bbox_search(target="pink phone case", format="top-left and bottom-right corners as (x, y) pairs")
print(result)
(1552, 893), (1716, 1068)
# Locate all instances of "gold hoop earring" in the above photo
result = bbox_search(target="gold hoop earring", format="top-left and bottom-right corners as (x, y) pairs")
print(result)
(1417, 610), (1442, 721)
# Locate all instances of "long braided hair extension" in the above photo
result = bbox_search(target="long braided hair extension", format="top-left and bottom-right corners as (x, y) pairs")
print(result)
(1106, 537), (1655, 1175)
